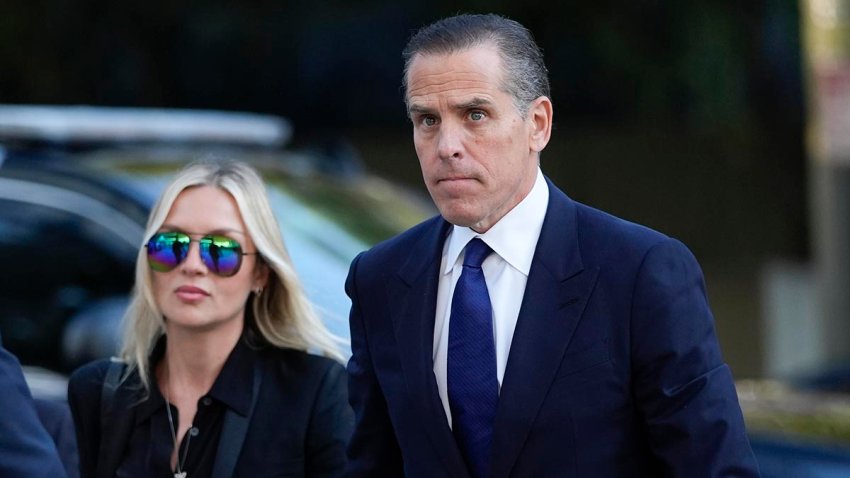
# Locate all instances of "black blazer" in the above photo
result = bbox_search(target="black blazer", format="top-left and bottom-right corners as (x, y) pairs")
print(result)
(345, 178), (759, 477)
(68, 346), (352, 478)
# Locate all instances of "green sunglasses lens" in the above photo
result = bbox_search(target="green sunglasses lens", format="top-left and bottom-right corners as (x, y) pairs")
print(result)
(199, 235), (243, 277)
(146, 232), (190, 272)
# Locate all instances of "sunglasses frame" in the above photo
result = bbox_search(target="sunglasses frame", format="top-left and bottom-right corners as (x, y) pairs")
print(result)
(145, 231), (259, 277)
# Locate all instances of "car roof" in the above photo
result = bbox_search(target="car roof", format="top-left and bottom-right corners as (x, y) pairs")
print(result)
(0, 105), (291, 147)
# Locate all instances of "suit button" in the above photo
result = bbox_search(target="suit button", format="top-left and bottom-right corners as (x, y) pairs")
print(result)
(189, 427), (199, 436)
(201, 396), (213, 406)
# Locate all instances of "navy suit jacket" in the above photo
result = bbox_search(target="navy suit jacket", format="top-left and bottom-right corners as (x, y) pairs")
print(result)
(345, 179), (759, 477)
(0, 342), (67, 478)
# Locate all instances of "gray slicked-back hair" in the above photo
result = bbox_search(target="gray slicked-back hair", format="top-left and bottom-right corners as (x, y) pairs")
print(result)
(402, 13), (550, 116)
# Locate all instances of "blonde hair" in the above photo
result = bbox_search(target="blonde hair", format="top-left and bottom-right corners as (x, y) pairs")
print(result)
(119, 160), (345, 389)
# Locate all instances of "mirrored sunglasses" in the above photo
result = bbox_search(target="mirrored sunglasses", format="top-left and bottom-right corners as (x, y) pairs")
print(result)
(145, 231), (258, 277)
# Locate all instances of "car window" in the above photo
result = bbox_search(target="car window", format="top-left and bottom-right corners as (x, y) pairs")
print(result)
(0, 192), (138, 371)
(264, 188), (367, 344)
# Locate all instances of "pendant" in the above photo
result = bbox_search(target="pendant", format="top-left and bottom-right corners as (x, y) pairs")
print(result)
(174, 472), (187, 478)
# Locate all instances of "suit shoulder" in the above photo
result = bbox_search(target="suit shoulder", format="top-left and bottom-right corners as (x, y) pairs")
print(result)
(69, 358), (113, 387)
(359, 215), (444, 263)
(568, 199), (700, 273)
(68, 359), (124, 399)
(573, 201), (675, 252)
(261, 348), (345, 383)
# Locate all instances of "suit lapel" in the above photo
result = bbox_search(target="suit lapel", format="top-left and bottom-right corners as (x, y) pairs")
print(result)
(211, 360), (263, 478)
(490, 181), (599, 478)
(388, 218), (470, 478)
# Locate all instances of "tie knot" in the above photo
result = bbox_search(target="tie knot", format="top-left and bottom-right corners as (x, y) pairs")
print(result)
(462, 238), (492, 268)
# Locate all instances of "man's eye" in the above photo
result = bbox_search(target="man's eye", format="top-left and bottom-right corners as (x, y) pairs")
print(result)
(422, 116), (437, 126)
(469, 111), (485, 121)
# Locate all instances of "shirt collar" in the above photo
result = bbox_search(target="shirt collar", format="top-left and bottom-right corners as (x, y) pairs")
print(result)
(443, 168), (548, 275)
(134, 335), (256, 423)
(207, 337), (255, 416)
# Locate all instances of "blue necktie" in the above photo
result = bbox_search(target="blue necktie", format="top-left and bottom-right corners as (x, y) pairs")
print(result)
(448, 238), (498, 478)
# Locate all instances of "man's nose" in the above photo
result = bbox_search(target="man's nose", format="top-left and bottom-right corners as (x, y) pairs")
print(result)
(436, 121), (463, 160)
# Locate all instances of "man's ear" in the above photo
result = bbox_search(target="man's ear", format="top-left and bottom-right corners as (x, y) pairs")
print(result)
(528, 96), (553, 153)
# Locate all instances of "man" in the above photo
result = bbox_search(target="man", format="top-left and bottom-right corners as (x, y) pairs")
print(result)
(0, 339), (68, 478)
(345, 13), (759, 478)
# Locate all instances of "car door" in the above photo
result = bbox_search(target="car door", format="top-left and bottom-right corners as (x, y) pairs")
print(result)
(0, 174), (143, 372)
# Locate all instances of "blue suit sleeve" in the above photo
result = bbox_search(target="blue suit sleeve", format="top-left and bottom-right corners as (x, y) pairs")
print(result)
(630, 238), (760, 477)
(33, 398), (79, 478)
(344, 252), (404, 477)
(0, 344), (68, 478)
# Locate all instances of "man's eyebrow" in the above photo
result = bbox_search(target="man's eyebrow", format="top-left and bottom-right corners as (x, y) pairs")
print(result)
(453, 97), (493, 110)
(407, 97), (493, 116)
(407, 104), (434, 115)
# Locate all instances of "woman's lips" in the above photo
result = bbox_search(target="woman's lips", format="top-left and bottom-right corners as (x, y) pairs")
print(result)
(174, 285), (210, 302)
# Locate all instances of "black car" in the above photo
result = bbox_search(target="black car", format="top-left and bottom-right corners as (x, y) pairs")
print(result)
(0, 105), (432, 374)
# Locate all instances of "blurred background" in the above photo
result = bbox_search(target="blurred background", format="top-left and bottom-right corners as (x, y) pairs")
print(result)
(3, 0), (850, 474)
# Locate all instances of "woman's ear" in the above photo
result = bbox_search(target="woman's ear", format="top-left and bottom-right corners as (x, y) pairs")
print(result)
(253, 260), (270, 291)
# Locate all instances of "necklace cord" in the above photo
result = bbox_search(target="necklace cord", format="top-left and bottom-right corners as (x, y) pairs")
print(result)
(165, 368), (192, 476)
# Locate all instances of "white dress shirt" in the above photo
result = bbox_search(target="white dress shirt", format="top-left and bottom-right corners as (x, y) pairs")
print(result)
(433, 168), (549, 427)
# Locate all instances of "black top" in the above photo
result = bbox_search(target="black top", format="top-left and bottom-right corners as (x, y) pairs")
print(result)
(117, 337), (254, 477)
(68, 336), (352, 478)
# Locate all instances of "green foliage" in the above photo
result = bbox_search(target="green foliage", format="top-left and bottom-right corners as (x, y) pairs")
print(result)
(739, 380), (850, 444)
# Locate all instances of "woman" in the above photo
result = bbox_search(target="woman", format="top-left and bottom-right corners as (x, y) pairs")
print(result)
(68, 161), (351, 478)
